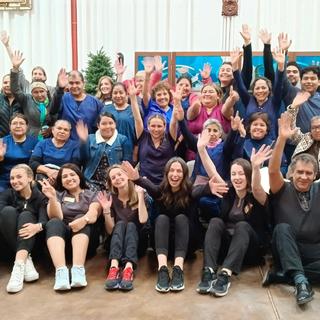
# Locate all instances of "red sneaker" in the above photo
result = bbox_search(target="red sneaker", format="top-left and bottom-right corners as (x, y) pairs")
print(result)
(104, 267), (120, 290)
(119, 267), (134, 291)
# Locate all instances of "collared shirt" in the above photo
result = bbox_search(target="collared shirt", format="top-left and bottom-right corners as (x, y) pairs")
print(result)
(95, 129), (118, 145)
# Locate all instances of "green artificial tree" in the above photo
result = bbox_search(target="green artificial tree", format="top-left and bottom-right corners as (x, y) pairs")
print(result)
(84, 47), (115, 95)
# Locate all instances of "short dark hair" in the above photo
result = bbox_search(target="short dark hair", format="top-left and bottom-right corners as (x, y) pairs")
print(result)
(301, 66), (320, 79)
(287, 61), (301, 76)
(250, 76), (272, 95)
(289, 153), (318, 175)
(111, 82), (127, 96)
(68, 70), (85, 82)
(97, 112), (117, 125)
(246, 112), (270, 136)
(177, 75), (192, 87)
(55, 163), (87, 191)
(10, 113), (29, 125)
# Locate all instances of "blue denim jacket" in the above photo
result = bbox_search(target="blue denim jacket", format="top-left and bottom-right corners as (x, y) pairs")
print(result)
(80, 131), (132, 182)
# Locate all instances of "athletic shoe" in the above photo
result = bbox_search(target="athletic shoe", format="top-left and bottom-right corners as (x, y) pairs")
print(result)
(54, 266), (71, 291)
(197, 267), (216, 294)
(170, 265), (185, 291)
(24, 255), (39, 282)
(155, 266), (170, 293)
(71, 266), (87, 287)
(105, 267), (121, 290)
(295, 282), (314, 305)
(211, 271), (231, 297)
(7, 261), (25, 293)
(119, 267), (134, 291)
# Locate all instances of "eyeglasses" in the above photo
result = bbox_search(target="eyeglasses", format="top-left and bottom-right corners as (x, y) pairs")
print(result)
(311, 125), (320, 131)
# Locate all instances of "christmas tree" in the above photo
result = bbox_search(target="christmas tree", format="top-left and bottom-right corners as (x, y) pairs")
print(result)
(84, 47), (115, 95)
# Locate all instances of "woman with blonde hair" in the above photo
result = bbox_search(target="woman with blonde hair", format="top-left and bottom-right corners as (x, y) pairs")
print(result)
(0, 164), (47, 293)
(98, 164), (148, 291)
(96, 75), (114, 106)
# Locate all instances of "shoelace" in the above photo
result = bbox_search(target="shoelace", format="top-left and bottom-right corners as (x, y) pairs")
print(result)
(172, 267), (183, 282)
(12, 264), (24, 282)
(107, 268), (119, 280)
(122, 268), (133, 281)
(202, 269), (213, 282)
(56, 268), (68, 281)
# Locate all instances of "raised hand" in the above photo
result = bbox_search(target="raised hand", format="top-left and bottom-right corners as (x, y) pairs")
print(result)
(278, 112), (297, 140)
(121, 161), (139, 181)
(57, 68), (68, 88)
(142, 57), (155, 75)
(259, 29), (272, 44)
(228, 85), (240, 102)
(97, 191), (112, 211)
(114, 58), (127, 76)
(230, 48), (242, 71)
(0, 30), (9, 47)
(272, 47), (285, 71)
(230, 111), (245, 136)
(0, 139), (7, 158)
(292, 91), (311, 109)
(240, 24), (251, 46)
(172, 91), (184, 122)
(76, 120), (88, 142)
(154, 55), (166, 72)
(278, 32), (292, 51)
(250, 144), (273, 169)
(197, 129), (211, 150)
(127, 80), (138, 98)
(11, 50), (25, 69)
(199, 63), (212, 79)
(209, 177), (229, 198)
(38, 179), (57, 199)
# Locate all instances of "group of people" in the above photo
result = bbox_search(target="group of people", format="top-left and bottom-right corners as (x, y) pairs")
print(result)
(0, 26), (320, 307)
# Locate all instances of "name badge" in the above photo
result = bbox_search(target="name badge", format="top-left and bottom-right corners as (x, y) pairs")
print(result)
(63, 196), (75, 203)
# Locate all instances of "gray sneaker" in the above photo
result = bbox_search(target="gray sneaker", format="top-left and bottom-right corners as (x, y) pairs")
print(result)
(170, 265), (184, 291)
(211, 271), (231, 297)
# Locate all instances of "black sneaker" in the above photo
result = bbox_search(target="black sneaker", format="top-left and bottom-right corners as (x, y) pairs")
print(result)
(262, 268), (292, 287)
(295, 282), (314, 305)
(211, 271), (231, 297)
(170, 265), (185, 291)
(197, 267), (216, 294)
(155, 266), (170, 293)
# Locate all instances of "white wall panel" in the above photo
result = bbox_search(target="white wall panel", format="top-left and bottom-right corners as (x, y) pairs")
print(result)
(1, 0), (320, 83)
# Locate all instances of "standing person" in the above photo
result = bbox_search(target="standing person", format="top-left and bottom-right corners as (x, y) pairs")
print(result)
(96, 76), (114, 106)
(194, 141), (271, 296)
(98, 165), (148, 291)
(76, 112), (132, 191)
(131, 82), (178, 184)
(51, 70), (103, 140)
(0, 114), (38, 191)
(230, 47), (285, 139)
(40, 163), (101, 291)
(10, 51), (56, 139)
(266, 112), (320, 305)
(0, 164), (47, 293)
(0, 73), (22, 138)
(102, 82), (136, 153)
(122, 158), (203, 293)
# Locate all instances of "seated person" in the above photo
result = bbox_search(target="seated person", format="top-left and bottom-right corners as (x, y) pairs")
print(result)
(40, 163), (101, 291)
(98, 165), (148, 291)
(0, 164), (47, 293)
(76, 112), (132, 191)
(0, 114), (38, 191)
(266, 112), (319, 305)
(29, 120), (80, 185)
(194, 144), (270, 297)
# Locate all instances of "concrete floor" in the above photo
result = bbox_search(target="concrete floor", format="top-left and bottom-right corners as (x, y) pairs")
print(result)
(0, 250), (319, 320)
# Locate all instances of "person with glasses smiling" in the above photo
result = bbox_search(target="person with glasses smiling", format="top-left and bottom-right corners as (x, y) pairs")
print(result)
(287, 91), (320, 178)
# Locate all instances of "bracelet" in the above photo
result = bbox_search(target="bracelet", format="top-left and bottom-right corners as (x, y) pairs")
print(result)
(38, 223), (43, 232)
(103, 209), (111, 215)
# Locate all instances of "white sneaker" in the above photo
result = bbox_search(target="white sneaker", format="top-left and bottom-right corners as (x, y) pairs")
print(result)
(24, 255), (39, 282)
(7, 261), (25, 293)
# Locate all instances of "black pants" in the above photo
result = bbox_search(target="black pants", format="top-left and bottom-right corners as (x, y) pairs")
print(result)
(272, 223), (320, 283)
(0, 206), (37, 253)
(154, 214), (189, 259)
(204, 218), (261, 274)
(109, 221), (139, 267)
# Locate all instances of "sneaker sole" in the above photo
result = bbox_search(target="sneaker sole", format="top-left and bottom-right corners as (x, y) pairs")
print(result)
(155, 285), (170, 293)
(71, 282), (87, 288)
(7, 286), (23, 293)
(170, 284), (185, 291)
(119, 285), (133, 291)
(105, 283), (120, 290)
(297, 291), (315, 305)
(211, 282), (231, 297)
(54, 285), (71, 291)
(24, 274), (40, 282)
